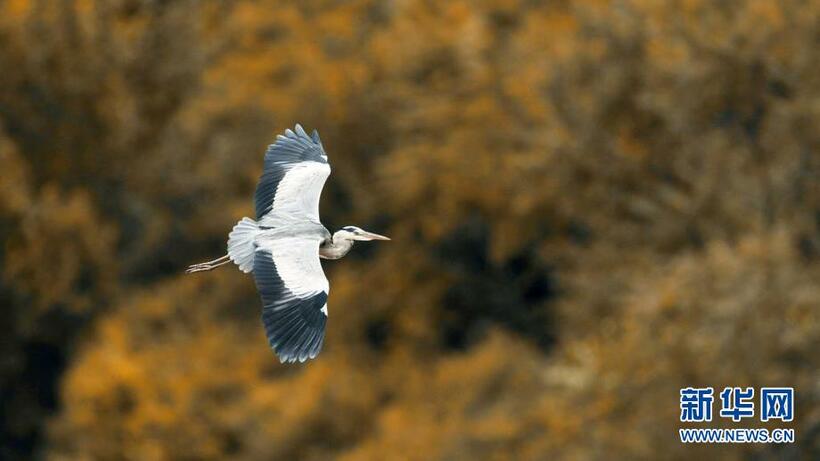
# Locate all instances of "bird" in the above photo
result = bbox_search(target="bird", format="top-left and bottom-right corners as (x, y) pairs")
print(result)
(186, 124), (390, 363)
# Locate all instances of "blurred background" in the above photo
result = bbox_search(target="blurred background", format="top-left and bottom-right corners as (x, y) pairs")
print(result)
(0, 0), (818, 459)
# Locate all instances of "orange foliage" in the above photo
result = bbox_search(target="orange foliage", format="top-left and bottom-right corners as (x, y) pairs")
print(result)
(0, 1), (817, 460)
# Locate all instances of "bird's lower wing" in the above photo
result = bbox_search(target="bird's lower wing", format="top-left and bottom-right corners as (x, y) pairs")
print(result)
(253, 237), (329, 363)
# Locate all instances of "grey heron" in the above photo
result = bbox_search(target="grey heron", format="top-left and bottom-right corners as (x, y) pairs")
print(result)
(186, 124), (390, 363)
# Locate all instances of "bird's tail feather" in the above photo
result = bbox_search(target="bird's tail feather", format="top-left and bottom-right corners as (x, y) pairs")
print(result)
(228, 217), (261, 273)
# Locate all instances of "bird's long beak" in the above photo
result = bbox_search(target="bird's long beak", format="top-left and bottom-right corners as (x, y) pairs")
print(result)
(362, 231), (390, 241)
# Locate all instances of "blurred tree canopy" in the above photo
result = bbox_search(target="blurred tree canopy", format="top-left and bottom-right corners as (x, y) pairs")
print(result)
(0, 0), (818, 459)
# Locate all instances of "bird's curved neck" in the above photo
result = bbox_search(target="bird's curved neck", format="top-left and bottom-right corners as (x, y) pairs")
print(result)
(319, 235), (354, 260)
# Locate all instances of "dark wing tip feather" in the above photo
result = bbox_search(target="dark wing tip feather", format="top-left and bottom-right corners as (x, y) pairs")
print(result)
(295, 123), (308, 137)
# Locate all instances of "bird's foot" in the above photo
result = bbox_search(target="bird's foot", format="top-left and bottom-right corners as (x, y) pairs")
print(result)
(185, 255), (231, 274)
(185, 264), (214, 273)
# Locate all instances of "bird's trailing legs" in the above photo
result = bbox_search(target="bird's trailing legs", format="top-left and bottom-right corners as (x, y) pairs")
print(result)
(186, 254), (231, 273)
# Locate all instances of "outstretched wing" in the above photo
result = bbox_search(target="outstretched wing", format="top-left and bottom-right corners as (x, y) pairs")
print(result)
(253, 236), (329, 363)
(255, 124), (330, 220)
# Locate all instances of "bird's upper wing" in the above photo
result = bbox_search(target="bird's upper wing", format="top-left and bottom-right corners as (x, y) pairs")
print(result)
(255, 124), (331, 220)
(253, 236), (329, 363)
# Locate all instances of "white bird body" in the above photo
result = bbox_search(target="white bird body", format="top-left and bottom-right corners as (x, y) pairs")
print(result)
(187, 124), (389, 363)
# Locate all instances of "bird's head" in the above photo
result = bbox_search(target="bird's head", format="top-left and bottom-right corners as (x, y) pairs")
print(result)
(335, 226), (391, 242)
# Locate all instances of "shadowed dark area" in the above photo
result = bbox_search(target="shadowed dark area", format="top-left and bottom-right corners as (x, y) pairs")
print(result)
(438, 218), (555, 351)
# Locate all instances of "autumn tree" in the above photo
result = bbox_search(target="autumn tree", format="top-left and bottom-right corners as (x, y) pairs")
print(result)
(0, 1), (817, 460)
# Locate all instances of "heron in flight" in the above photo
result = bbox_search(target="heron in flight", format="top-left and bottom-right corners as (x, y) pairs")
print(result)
(186, 124), (389, 363)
